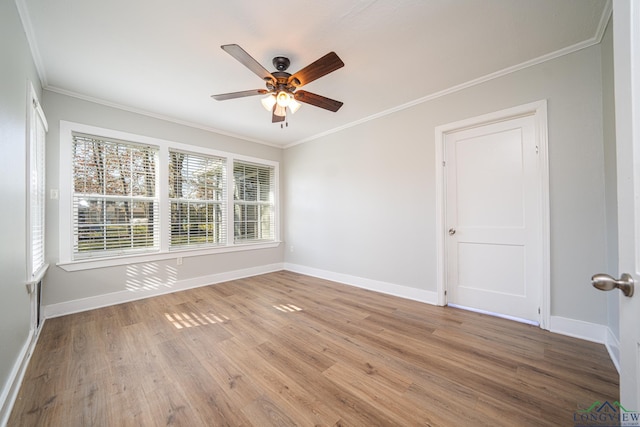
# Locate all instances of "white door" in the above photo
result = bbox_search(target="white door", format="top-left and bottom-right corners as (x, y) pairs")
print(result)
(444, 115), (541, 323)
(609, 0), (640, 409)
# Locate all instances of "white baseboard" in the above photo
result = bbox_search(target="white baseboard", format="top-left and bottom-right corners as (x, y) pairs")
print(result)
(549, 315), (620, 373)
(605, 326), (621, 374)
(0, 322), (44, 427)
(44, 263), (284, 318)
(283, 263), (439, 305)
(549, 316), (608, 343)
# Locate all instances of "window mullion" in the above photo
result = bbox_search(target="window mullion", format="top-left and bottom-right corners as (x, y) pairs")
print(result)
(227, 156), (235, 246)
(158, 145), (170, 252)
(128, 149), (132, 253)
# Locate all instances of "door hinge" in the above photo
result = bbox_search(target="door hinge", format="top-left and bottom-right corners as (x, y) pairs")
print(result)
(442, 161), (446, 167)
(444, 290), (447, 296)
(535, 145), (539, 154)
(538, 307), (541, 314)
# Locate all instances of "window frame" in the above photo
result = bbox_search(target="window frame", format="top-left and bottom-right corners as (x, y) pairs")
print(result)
(233, 160), (277, 243)
(168, 148), (227, 249)
(71, 133), (160, 259)
(26, 83), (49, 283)
(58, 121), (280, 271)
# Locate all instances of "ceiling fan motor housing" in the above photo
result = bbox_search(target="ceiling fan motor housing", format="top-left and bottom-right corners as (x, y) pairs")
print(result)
(273, 56), (290, 71)
(266, 70), (294, 93)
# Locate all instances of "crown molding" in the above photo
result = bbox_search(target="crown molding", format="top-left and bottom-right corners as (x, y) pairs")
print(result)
(44, 86), (281, 148)
(285, 1), (613, 149)
(14, 0), (48, 87)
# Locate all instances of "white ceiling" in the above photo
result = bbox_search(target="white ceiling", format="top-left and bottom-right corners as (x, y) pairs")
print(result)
(19, 0), (610, 147)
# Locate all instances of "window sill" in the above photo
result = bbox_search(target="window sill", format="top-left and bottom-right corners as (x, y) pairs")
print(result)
(27, 263), (49, 285)
(57, 241), (281, 272)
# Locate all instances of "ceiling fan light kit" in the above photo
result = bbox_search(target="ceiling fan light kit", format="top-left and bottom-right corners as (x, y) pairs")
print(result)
(273, 104), (287, 118)
(288, 98), (301, 114)
(260, 94), (276, 111)
(276, 91), (290, 108)
(211, 44), (344, 124)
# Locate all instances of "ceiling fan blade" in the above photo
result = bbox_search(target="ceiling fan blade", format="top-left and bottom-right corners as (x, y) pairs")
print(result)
(272, 106), (286, 123)
(221, 44), (275, 83)
(294, 90), (343, 112)
(289, 52), (344, 87)
(211, 89), (267, 101)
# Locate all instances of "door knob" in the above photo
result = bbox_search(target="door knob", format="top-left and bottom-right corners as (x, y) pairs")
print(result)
(591, 273), (634, 297)
(448, 228), (456, 236)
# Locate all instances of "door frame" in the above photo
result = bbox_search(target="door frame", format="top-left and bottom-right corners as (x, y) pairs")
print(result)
(434, 100), (551, 329)
(612, 0), (640, 406)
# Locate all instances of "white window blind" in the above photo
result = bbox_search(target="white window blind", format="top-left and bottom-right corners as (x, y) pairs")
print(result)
(60, 121), (280, 269)
(233, 161), (275, 242)
(169, 150), (226, 248)
(28, 92), (48, 279)
(72, 133), (159, 258)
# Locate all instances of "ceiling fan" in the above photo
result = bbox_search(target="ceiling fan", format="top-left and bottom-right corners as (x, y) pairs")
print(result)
(211, 44), (344, 124)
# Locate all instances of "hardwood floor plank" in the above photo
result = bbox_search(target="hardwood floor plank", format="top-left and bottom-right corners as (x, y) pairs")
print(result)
(104, 385), (156, 427)
(251, 338), (402, 426)
(8, 271), (618, 426)
(156, 338), (254, 426)
(241, 395), (300, 427)
(143, 385), (211, 427)
(123, 323), (175, 395)
(283, 321), (415, 395)
(404, 380), (503, 427)
(218, 337), (343, 426)
(322, 361), (435, 426)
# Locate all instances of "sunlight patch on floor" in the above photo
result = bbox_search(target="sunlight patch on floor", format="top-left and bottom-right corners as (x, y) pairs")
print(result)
(273, 304), (302, 313)
(164, 311), (230, 329)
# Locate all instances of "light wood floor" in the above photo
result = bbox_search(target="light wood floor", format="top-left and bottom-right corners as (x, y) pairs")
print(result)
(9, 271), (618, 426)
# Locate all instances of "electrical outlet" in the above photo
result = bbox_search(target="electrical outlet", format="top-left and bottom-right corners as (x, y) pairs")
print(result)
(290, 245), (294, 253)
(176, 257), (183, 266)
(50, 189), (59, 200)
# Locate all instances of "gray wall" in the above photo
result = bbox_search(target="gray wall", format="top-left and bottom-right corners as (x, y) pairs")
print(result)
(0, 0), (42, 405)
(284, 43), (611, 324)
(42, 91), (285, 306)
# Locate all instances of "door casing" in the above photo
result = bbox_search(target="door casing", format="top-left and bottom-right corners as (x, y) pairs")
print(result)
(434, 100), (550, 330)
(612, 0), (640, 408)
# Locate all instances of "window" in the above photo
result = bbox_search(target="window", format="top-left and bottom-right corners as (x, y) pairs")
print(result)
(234, 161), (275, 242)
(59, 121), (279, 269)
(72, 133), (159, 258)
(169, 150), (226, 248)
(27, 85), (48, 280)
